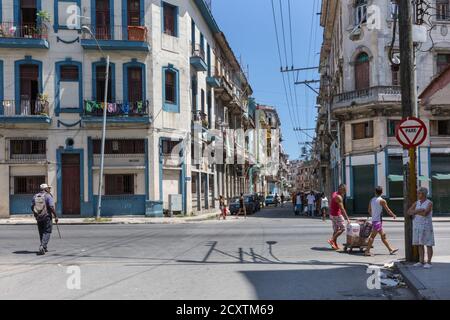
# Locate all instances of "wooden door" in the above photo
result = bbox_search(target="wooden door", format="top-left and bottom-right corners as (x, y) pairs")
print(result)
(62, 154), (81, 215)
(355, 53), (370, 91)
(96, 0), (111, 39)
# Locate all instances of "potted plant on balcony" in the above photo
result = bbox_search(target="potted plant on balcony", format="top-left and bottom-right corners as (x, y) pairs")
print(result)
(35, 10), (51, 38)
(37, 94), (49, 116)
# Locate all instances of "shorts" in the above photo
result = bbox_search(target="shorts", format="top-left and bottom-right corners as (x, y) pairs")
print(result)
(331, 215), (345, 233)
(372, 221), (383, 233)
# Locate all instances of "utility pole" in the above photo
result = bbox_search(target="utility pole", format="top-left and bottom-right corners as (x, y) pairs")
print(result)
(398, 0), (419, 262)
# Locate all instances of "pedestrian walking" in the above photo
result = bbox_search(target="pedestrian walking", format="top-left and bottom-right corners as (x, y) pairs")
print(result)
(280, 194), (285, 207)
(294, 192), (303, 216)
(327, 184), (350, 250)
(237, 193), (247, 219)
(408, 187), (435, 269)
(218, 195), (227, 220)
(307, 192), (316, 217)
(365, 186), (398, 257)
(31, 184), (58, 255)
(274, 193), (280, 207)
(320, 193), (329, 221)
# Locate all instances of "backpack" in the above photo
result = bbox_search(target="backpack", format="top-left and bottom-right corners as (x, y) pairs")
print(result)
(33, 193), (48, 221)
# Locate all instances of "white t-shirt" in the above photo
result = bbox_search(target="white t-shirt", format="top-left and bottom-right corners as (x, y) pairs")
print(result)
(321, 197), (329, 208)
(370, 196), (383, 222)
(307, 194), (316, 205)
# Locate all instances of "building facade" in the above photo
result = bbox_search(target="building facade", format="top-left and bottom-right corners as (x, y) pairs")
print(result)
(317, 0), (450, 214)
(0, 0), (261, 217)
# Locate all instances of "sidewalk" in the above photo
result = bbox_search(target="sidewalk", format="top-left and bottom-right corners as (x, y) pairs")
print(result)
(0, 210), (221, 225)
(351, 217), (450, 223)
(396, 256), (450, 300)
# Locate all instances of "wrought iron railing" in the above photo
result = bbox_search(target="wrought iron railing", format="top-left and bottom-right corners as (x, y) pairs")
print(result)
(1, 100), (49, 116)
(191, 43), (206, 60)
(83, 100), (150, 117)
(81, 24), (149, 42)
(0, 22), (48, 40)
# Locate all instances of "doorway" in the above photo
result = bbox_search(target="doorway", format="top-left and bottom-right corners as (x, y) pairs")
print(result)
(62, 154), (81, 215)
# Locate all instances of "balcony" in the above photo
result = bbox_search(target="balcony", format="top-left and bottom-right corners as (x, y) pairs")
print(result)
(0, 22), (49, 49)
(214, 76), (233, 102)
(192, 110), (209, 129)
(190, 44), (208, 72)
(81, 25), (150, 52)
(332, 86), (401, 111)
(82, 100), (152, 126)
(206, 69), (221, 88)
(0, 100), (51, 126)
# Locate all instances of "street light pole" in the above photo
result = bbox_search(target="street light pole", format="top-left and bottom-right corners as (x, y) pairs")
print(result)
(81, 26), (109, 221)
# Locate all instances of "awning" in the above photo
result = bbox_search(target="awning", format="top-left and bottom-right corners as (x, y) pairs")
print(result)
(432, 174), (450, 181)
(388, 175), (430, 182)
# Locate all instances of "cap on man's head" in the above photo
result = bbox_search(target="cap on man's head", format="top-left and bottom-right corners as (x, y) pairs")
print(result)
(40, 184), (51, 190)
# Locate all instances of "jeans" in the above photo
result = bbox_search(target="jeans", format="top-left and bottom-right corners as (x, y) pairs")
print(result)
(308, 204), (314, 217)
(37, 217), (53, 249)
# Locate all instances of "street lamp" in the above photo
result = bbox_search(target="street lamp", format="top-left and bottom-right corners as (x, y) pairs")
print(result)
(81, 25), (110, 221)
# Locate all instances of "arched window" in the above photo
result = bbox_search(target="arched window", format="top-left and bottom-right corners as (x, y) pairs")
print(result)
(354, 52), (370, 91)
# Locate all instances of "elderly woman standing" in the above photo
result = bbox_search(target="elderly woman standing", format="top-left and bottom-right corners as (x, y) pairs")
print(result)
(408, 187), (435, 269)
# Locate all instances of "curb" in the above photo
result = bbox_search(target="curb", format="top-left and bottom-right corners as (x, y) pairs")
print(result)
(395, 262), (440, 300)
(0, 213), (220, 226)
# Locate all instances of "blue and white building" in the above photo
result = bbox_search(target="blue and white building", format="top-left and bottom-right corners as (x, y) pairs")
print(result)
(0, 0), (255, 217)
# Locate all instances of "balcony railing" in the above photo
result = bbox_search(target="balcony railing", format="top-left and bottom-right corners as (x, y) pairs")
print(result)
(83, 100), (149, 117)
(0, 22), (48, 40)
(1, 100), (49, 116)
(191, 43), (206, 60)
(81, 25), (148, 42)
(332, 86), (401, 110)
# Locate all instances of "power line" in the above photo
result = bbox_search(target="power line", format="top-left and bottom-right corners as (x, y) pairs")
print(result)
(270, 0), (301, 147)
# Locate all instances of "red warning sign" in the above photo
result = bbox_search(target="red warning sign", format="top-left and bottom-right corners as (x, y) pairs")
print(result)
(395, 117), (427, 148)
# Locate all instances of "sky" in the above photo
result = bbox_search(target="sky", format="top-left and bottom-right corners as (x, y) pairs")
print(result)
(212, 0), (323, 160)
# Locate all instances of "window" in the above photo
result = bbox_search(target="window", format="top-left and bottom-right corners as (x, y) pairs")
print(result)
(430, 120), (450, 136)
(355, 52), (370, 90)
(162, 139), (180, 155)
(355, 0), (367, 25)
(437, 0), (450, 21)
(352, 121), (373, 140)
(437, 54), (450, 74)
(95, 65), (113, 102)
(60, 65), (79, 81)
(95, 0), (111, 40)
(14, 176), (45, 194)
(127, 67), (143, 103)
(201, 89), (205, 114)
(105, 174), (134, 195)
(388, 156), (403, 198)
(10, 140), (46, 156)
(387, 119), (401, 137)
(163, 2), (177, 36)
(19, 64), (40, 115)
(127, 0), (141, 26)
(164, 69), (176, 105)
(93, 139), (145, 154)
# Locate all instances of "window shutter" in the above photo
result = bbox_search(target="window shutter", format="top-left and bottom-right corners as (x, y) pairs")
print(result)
(430, 120), (438, 136)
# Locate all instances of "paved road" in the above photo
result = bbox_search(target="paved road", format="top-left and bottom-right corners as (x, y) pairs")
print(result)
(1, 205), (449, 300)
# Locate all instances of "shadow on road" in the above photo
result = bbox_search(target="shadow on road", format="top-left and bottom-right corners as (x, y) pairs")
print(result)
(12, 250), (38, 255)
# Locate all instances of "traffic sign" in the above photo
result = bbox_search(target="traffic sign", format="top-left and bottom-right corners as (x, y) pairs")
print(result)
(395, 117), (427, 148)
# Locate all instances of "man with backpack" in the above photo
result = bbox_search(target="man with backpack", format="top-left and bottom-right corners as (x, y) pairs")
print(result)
(32, 184), (58, 255)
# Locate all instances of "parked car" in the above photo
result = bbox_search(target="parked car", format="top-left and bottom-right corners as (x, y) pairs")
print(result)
(228, 195), (257, 215)
(248, 194), (260, 212)
(265, 195), (276, 207)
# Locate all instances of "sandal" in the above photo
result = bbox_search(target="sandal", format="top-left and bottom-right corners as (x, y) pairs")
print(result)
(390, 249), (399, 255)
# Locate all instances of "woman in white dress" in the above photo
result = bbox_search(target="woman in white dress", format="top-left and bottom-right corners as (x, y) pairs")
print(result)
(407, 187), (435, 269)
